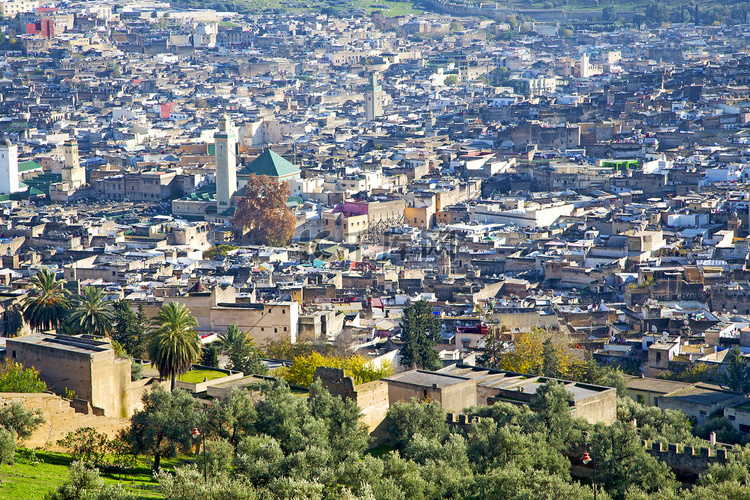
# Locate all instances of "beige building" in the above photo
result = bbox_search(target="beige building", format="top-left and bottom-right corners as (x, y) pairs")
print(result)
(141, 284), (300, 344)
(384, 370), (477, 413)
(6, 334), (133, 418)
(0, 0), (39, 18)
(321, 199), (405, 243)
(437, 364), (617, 425)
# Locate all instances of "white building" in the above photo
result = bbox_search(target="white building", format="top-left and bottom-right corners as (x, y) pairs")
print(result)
(0, 139), (20, 194)
(470, 201), (574, 228)
(0, 0), (39, 19)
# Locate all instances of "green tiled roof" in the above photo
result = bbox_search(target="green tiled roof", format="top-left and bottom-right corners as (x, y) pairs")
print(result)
(184, 183), (216, 201)
(238, 149), (300, 178)
(18, 160), (43, 173)
(23, 173), (61, 195)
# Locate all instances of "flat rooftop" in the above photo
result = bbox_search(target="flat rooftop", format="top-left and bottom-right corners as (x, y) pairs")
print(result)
(625, 377), (693, 394)
(385, 370), (473, 389)
(662, 384), (742, 406)
(7, 334), (111, 354)
(438, 364), (615, 401)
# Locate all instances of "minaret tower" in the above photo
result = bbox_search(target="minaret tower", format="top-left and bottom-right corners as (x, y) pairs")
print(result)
(0, 138), (19, 194)
(62, 139), (85, 187)
(365, 73), (383, 123)
(215, 114), (237, 210)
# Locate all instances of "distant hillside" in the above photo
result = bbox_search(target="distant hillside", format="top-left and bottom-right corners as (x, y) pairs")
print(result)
(171, 0), (748, 24)
(171, 0), (419, 17)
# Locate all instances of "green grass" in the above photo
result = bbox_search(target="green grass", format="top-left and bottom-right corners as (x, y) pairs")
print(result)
(177, 369), (228, 384)
(1, 451), (168, 499)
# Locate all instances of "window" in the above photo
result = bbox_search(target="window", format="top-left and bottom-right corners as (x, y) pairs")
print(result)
(282, 309), (285, 314)
(636, 395), (644, 404)
(741, 424), (750, 433)
(11, 350), (15, 359)
(729, 415), (736, 421)
(699, 410), (707, 416)
(284, 327), (287, 332)
(274, 328), (278, 333)
(260, 327), (264, 332)
(655, 352), (662, 362)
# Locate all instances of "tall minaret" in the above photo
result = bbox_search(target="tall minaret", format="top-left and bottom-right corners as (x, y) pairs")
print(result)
(215, 114), (236, 210)
(365, 73), (383, 123)
(0, 138), (19, 194)
(62, 139), (85, 188)
(580, 53), (590, 79)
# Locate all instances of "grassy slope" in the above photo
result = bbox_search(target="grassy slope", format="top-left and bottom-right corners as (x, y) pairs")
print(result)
(1, 451), (168, 500)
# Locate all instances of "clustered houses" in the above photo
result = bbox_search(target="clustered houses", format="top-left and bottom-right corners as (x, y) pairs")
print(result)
(2, 1), (750, 437)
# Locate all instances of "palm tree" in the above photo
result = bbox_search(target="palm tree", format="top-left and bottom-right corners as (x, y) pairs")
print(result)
(67, 286), (114, 337)
(217, 324), (246, 355)
(217, 324), (268, 375)
(147, 302), (201, 391)
(22, 268), (71, 332)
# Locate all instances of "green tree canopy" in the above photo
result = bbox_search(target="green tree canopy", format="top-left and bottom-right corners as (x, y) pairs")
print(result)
(0, 359), (46, 393)
(111, 301), (147, 358)
(121, 384), (200, 471)
(721, 346), (750, 393)
(0, 401), (45, 441)
(387, 398), (449, 448)
(200, 344), (219, 368)
(593, 423), (677, 499)
(399, 300), (441, 370)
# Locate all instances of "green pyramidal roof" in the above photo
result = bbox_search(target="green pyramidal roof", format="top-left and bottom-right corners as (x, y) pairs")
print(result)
(18, 160), (43, 173)
(239, 149), (300, 178)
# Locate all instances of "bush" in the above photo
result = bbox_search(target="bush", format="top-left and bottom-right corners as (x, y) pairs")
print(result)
(157, 465), (259, 500)
(275, 352), (392, 387)
(203, 245), (237, 260)
(56, 427), (110, 466)
(0, 359), (47, 393)
(45, 460), (135, 500)
(197, 438), (234, 476)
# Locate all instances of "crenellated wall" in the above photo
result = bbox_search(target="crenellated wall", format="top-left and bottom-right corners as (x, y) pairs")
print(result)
(644, 440), (732, 478)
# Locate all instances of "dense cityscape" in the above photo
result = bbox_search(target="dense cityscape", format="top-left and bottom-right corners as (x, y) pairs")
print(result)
(0, 0), (750, 498)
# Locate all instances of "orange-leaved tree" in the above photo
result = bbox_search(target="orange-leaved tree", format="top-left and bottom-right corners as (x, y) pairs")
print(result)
(233, 173), (296, 247)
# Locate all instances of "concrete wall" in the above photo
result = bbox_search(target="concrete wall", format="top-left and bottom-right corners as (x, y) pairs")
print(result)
(494, 310), (560, 332)
(312, 367), (391, 442)
(6, 337), (133, 418)
(646, 441), (730, 479)
(386, 377), (476, 413)
(208, 302), (298, 344)
(659, 392), (746, 425)
(355, 380), (390, 438)
(571, 386), (617, 425)
(0, 393), (130, 450)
